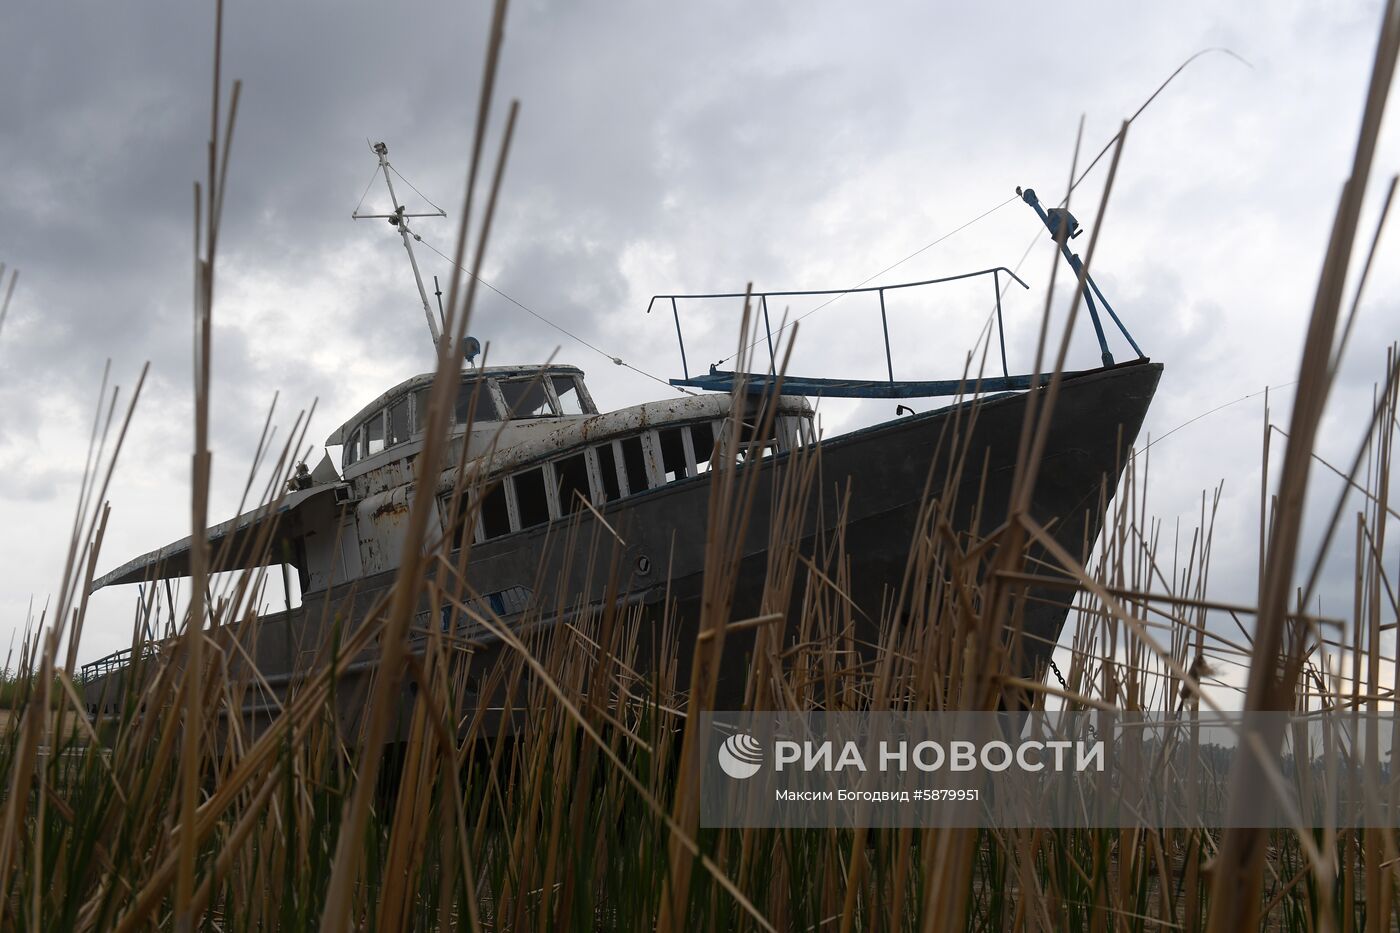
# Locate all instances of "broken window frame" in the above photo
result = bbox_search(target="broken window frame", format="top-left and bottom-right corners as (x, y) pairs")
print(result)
(550, 375), (593, 416)
(454, 378), (499, 428)
(448, 375), (498, 425)
(566, 374), (597, 414)
(498, 376), (558, 420)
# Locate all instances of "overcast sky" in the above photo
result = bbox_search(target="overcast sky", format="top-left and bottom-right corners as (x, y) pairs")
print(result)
(2, 2), (1397, 686)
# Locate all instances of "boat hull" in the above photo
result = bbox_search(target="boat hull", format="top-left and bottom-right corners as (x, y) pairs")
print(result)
(84, 361), (1162, 732)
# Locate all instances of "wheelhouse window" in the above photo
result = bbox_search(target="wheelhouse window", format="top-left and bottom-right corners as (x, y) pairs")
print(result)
(364, 411), (386, 457)
(413, 389), (430, 433)
(455, 380), (497, 426)
(553, 376), (586, 415)
(387, 397), (411, 447)
(344, 375), (547, 471)
(499, 379), (555, 419)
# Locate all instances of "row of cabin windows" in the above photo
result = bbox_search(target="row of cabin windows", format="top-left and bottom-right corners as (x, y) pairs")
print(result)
(449, 416), (811, 545)
(343, 374), (591, 468)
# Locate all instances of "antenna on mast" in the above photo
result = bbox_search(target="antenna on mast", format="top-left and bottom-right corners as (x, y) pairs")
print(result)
(353, 141), (448, 349)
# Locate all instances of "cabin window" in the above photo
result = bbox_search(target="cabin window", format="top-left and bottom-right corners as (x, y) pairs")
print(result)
(735, 411), (781, 462)
(365, 411), (386, 457)
(692, 421), (717, 472)
(387, 397), (411, 447)
(739, 440), (777, 462)
(443, 493), (471, 549)
(554, 452), (590, 515)
(514, 466), (550, 528)
(553, 376), (586, 415)
(412, 389), (429, 433)
(595, 443), (622, 501)
(461, 425), (749, 546)
(455, 381), (496, 426)
(500, 379), (555, 419)
(479, 481), (511, 540)
(778, 415), (811, 451)
(658, 427), (689, 482)
(620, 435), (649, 494)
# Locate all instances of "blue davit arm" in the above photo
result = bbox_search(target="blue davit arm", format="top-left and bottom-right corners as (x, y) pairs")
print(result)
(1017, 187), (1144, 365)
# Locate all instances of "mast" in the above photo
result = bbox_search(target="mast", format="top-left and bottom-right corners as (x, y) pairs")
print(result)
(353, 141), (447, 348)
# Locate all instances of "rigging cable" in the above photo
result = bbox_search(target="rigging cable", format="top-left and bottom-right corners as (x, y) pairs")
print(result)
(1027, 49), (1254, 284)
(415, 234), (695, 395)
(389, 164), (448, 215)
(1133, 380), (1298, 459)
(352, 164), (382, 216)
(1066, 47), (1251, 202)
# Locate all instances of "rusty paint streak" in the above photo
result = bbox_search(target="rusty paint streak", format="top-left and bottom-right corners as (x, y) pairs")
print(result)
(371, 500), (411, 520)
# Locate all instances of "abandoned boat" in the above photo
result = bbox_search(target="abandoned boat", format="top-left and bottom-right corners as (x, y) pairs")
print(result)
(80, 145), (1161, 727)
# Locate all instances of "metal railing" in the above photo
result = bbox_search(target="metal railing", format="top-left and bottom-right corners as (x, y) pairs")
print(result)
(646, 266), (1030, 386)
(77, 644), (162, 683)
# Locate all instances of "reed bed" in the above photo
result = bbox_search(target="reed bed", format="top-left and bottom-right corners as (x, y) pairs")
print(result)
(5, 0), (1400, 929)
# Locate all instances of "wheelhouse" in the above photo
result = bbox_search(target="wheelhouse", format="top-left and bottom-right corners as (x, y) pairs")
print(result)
(328, 365), (598, 473)
(318, 364), (812, 584)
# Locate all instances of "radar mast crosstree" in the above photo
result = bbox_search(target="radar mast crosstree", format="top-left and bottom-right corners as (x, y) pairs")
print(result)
(353, 141), (448, 349)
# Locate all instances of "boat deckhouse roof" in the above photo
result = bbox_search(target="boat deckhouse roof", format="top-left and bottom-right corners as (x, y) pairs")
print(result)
(325, 364), (587, 447)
